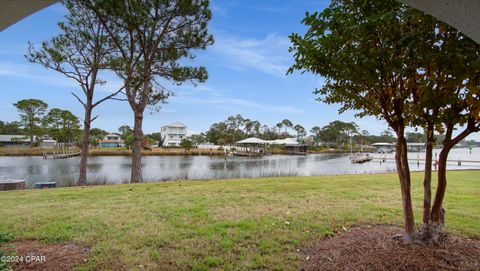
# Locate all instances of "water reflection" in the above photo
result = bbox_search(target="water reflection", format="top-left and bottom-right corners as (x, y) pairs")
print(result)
(0, 148), (479, 188)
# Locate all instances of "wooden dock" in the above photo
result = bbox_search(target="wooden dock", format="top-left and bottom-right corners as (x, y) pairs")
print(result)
(373, 157), (480, 166)
(43, 151), (80, 159)
(0, 179), (25, 191)
(233, 152), (264, 157)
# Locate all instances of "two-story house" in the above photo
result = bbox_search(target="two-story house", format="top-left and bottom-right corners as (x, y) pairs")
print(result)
(161, 122), (187, 147)
(100, 134), (125, 148)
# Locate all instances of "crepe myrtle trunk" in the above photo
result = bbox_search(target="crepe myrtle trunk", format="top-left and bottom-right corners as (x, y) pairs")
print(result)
(430, 144), (451, 223)
(430, 121), (475, 224)
(422, 125), (434, 225)
(131, 111), (144, 183)
(394, 126), (416, 240)
(78, 103), (93, 186)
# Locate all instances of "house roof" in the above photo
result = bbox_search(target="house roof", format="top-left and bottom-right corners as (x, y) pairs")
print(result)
(236, 137), (267, 144)
(163, 121), (187, 128)
(0, 135), (30, 142)
(372, 142), (395, 146)
(268, 138), (299, 145)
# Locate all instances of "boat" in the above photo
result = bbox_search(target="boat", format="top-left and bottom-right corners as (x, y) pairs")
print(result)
(350, 153), (373, 163)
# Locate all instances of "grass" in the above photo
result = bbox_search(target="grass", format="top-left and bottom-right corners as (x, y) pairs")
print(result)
(0, 171), (478, 270)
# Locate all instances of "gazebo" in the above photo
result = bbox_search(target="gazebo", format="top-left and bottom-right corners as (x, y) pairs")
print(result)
(235, 137), (268, 156)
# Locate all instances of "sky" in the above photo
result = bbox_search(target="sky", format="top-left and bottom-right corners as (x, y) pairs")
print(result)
(0, 0), (472, 139)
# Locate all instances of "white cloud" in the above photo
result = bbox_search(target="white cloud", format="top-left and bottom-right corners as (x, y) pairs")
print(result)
(0, 61), (123, 95)
(212, 33), (292, 77)
(173, 95), (305, 114)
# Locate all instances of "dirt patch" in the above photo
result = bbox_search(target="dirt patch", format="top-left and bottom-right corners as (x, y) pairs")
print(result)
(302, 225), (480, 271)
(3, 240), (89, 271)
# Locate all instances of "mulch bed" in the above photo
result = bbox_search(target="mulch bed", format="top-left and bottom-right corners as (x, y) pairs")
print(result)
(301, 225), (480, 271)
(3, 241), (89, 271)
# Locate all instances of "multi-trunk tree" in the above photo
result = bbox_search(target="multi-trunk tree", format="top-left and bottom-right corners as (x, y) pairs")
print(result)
(289, 0), (480, 241)
(81, 0), (214, 183)
(27, 0), (122, 186)
(290, 0), (429, 240)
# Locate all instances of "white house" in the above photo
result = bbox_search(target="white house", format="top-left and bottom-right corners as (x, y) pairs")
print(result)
(161, 122), (187, 147)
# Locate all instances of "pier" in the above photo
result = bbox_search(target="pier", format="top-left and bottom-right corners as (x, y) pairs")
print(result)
(42, 143), (80, 159)
(373, 156), (480, 166)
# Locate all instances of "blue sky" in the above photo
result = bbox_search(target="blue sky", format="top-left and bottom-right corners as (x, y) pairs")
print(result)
(0, 0), (407, 136)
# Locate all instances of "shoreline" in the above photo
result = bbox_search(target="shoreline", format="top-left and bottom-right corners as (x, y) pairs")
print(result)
(0, 147), (356, 157)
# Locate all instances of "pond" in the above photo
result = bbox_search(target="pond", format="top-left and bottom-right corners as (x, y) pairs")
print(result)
(0, 148), (479, 188)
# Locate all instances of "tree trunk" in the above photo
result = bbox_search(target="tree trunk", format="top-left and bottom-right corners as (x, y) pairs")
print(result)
(78, 105), (92, 186)
(430, 121), (474, 224)
(395, 131), (416, 240)
(131, 111), (144, 183)
(430, 144), (451, 223)
(422, 125), (434, 225)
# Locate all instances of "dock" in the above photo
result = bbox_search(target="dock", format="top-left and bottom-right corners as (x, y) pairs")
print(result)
(233, 152), (264, 157)
(43, 152), (80, 159)
(373, 156), (480, 166)
(0, 179), (25, 191)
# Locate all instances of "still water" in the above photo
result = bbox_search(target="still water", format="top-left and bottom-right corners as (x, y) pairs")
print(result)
(0, 148), (479, 188)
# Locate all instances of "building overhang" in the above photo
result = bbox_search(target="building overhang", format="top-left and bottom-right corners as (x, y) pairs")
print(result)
(398, 0), (480, 44)
(0, 0), (59, 32)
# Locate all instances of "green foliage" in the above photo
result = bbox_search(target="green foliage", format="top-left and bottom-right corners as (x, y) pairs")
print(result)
(313, 121), (358, 148)
(189, 133), (206, 145)
(81, 0), (214, 111)
(180, 138), (193, 151)
(43, 108), (81, 143)
(0, 121), (23, 135)
(145, 132), (162, 142)
(13, 99), (48, 146)
(89, 128), (109, 146)
(118, 125), (133, 142)
(205, 114), (301, 145)
(0, 231), (13, 271)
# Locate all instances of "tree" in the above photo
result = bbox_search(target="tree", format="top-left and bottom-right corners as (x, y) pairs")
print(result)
(275, 122), (283, 135)
(118, 125), (133, 144)
(180, 138), (193, 151)
(205, 122), (229, 145)
(145, 132), (162, 142)
(190, 133), (206, 145)
(13, 99), (48, 147)
(380, 130), (394, 142)
(27, 0), (123, 186)
(281, 119), (293, 134)
(289, 0), (424, 240)
(82, 0), (214, 183)
(423, 28), (480, 227)
(44, 108), (81, 143)
(310, 126), (321, 145)
(293, 124), (306, 141)
(89, 128), (108, 147)
(0, 121), (23, 135)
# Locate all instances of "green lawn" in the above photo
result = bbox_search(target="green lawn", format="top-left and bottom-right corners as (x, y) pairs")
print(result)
(0, 171), (479, 270)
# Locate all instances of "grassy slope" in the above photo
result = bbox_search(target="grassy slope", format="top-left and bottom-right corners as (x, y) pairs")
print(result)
(0, 171), (478, 270)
